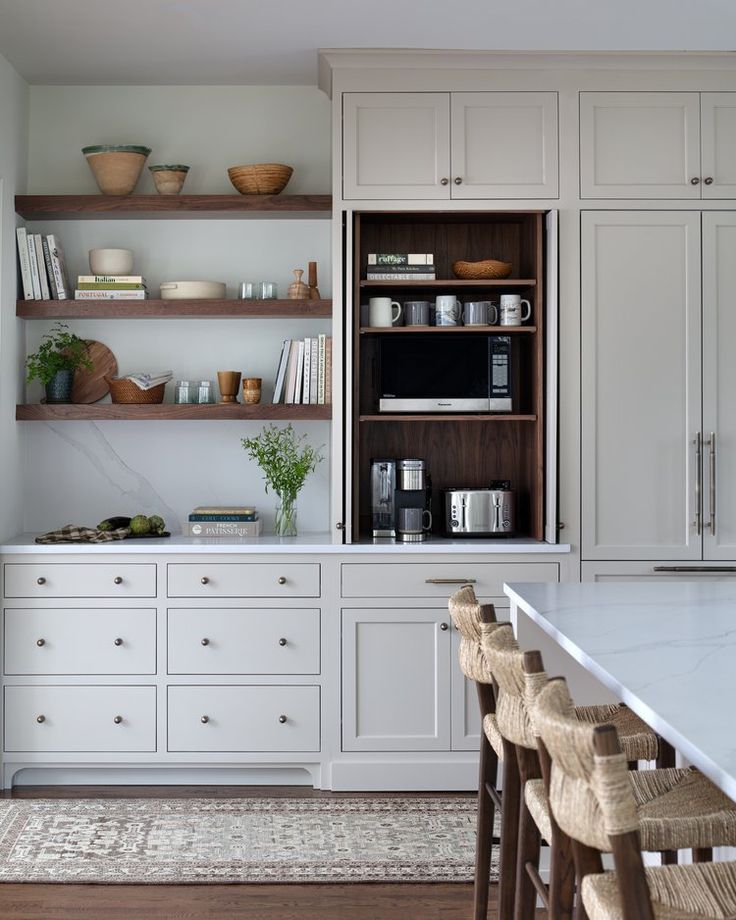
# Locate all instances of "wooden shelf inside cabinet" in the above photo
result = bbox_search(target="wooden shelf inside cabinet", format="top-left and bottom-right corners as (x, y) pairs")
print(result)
(359, 279), (536, 289)
(358, 414), (537, 422)
(14, 194), (332, 220)
(17, 299), (332, 320)
(359, 325), (536, 335)
(16, 404), (331, 421)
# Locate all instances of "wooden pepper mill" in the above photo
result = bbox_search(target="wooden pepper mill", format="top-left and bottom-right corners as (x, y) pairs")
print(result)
(288, 269), (310, 300)
(308, 261), (321, 299)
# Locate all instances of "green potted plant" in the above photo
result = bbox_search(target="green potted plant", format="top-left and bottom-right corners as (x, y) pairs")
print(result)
(241, 423), (324, 536)
(26, 323), (92, 403)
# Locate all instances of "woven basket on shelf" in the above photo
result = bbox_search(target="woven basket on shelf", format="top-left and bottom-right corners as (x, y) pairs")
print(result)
(105, 377), (166, 404)
(227, 163), (293, 195)
(452, 259), (513, 280)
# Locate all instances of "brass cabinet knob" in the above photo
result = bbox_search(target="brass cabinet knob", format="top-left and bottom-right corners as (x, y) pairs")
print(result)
(36, 715), (45, 723)
(278, 714), (287, 724)
(201, 637), (210, 646)
(278, 638), (287, 646)
(704, 176), (714, 185)
(277, 576), (287, 585)
(36, 577), (46, 585)
(114, 637), (123, 646)
(113, 715), (123, 724)
(113, 576), (123, 585)
(200, 576), (209, 585)
(440, 177), (449, 186)
(440, 622), (449, 631)
(36, 638), (45, 647)
(454, 177), (463, 185)
(201, 715), (209, 724)
(691, 176), (701, 185)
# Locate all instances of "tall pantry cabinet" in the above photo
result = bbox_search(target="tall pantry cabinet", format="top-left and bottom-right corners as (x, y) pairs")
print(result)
(581, 211), (736, 561)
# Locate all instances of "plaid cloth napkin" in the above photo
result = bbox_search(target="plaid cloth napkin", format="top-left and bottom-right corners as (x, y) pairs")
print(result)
(35, 525), (130, 544)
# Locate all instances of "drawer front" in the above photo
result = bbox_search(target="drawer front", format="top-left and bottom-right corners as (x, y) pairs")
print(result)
(167, 564), (320, 598)
(4, 608), (157, 675)
(4, 685), (156, 752)
(168, 609), (320, 675)
(167, 685), (320, 752)
(4, 564), (157, 599)
(340, 562), (559, 599)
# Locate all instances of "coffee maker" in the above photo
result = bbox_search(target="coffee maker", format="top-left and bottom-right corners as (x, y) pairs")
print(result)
(370, 458), (432, 541)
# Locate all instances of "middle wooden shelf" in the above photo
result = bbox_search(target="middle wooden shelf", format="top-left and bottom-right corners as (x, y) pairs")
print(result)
(17, 299), (332, 319)
(16, 404), (331, 421)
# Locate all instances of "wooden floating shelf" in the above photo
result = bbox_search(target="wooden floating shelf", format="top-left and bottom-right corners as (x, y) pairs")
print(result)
(358, 414), (537, 423)
(17, 404), (331, 421)
(15, 194), (332, 220)
(17, 299), (332, 319)
(359, 325), (536, 334)
(359, 279), (536, 288)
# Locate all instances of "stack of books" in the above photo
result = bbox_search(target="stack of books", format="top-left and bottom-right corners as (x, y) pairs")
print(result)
(16, 229), (71, 300)
(273, 335), (332, 405)
(366, 253), (436, 281)
(186, 506), (261, 538)
(75, 275), (148, 300)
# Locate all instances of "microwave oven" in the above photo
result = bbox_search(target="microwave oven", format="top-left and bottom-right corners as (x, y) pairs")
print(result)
(378, 334), (513, 413)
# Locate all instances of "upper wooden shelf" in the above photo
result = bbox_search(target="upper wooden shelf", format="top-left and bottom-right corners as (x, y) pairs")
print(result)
(14, 194), (332, 220)
(17, 403), (331, 421)
(359, 279), (536, 288)
(359, 325), (536, 334)
(17, 298), (332, 320)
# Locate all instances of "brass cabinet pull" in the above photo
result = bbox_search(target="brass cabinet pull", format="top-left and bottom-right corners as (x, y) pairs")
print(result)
(113, 715), (123, 724)
(278, 715), (287, 724)
(36, 638), (45, 647)
(425, 578), (476, 585)
(113, 576), (123, 585)
(114, 637), (123, 646)
(200, 715), (209, 724)
(694, 433), (702, 535)
(278, 638), (287, 646)
(36, 577), (46, 585)
(277, 576), (287, 585)
(707, 432), (717, 535)
(36, 715), (45, 723)
(653, 565), (736, 573)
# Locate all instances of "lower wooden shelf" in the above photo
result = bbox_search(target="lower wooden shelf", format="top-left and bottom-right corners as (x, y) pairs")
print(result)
(16, 404), (331, 421)
(358, 413), (537, 422)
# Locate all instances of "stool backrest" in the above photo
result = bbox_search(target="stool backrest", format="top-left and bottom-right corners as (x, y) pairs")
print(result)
(481, 623), (539, 750)
(448, 585), (497, 684)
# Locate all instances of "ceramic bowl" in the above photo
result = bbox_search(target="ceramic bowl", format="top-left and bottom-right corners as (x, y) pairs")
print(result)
(149, 164), (190, 196)
(227, 163), (293, 195)
(82, 144), (151, 196)
(89, 248), (134, 275)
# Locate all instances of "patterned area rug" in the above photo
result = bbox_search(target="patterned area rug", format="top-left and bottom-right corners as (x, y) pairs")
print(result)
(0, 796), (496, 884)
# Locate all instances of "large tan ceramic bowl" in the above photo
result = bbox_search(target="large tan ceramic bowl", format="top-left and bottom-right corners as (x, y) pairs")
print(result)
(82, 145), (151, 196)
(227, 163), (293, 195)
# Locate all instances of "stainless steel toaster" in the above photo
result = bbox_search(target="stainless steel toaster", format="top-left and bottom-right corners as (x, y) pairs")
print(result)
(443, 488), (515, 536)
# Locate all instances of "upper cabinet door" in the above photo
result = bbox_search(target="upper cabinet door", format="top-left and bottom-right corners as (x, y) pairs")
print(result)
(701, 94), (736, 199)
(342, 93), (450, 199)
(580, 93), (701, 199)
(581, 211), (702, 561)
(451, 92), (559, 198)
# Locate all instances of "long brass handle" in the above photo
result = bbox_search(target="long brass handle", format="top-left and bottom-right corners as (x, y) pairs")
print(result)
(694, 433), (702, 535)
(424, 578), (477, 585)
(653, 566), (736, 573)
(707, 432), (716, 535)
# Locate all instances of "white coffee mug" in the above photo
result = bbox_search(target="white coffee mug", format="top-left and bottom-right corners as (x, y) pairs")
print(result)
(435, 294), (460, 327)
(499, 294), (531, 326)
(369, 297), (402, 327)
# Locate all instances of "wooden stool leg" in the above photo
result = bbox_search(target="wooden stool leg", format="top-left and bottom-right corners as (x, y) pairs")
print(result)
(474, 731), (498, 920)
(498, 741), (520, 920)
(572, 842), (603, 920)
(548, 825), (575, 920)
(656, 738), (676, 769)
(514, 746), (543, 920)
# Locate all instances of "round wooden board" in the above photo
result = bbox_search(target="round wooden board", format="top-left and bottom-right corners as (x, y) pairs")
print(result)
(71, 341), (118, 404)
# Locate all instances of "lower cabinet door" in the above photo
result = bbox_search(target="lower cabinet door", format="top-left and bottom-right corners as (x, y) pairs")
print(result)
(341, 609), (451, 752)
(167, 685), (320, 752)
(4, 685), (156, 752)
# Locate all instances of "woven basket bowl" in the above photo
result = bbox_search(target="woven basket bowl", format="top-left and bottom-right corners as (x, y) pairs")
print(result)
(452, 259), (513, 280)
(105, 377), (166, 404)
(227, 163), (293, 195)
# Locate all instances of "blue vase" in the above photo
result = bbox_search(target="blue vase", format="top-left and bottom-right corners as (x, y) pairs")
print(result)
(45, 369), (74, 403)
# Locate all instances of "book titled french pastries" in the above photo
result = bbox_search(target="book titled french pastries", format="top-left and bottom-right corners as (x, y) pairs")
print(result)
(186, 520), (262, 537)
(46, 234), (71, 300)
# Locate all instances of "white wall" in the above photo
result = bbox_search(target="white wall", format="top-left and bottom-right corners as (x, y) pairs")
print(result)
(20, 85), (332, 535)
(0, 53), (28, 542)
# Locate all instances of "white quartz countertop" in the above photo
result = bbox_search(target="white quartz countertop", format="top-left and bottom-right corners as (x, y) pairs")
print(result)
(0, 534), (571, 555)
(504, 581), (736, 800)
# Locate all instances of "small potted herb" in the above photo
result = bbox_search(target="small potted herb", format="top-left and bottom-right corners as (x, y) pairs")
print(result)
(241, 424), (324, 536)
(26, 323), (92, 403)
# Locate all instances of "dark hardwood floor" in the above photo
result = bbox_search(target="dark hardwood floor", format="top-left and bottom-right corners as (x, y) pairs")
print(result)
(0, 785), (539, 919)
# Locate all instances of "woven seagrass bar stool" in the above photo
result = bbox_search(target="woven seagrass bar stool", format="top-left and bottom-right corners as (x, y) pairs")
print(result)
(448, 585), (507, 920)
(532, 676), (736, 920)
(481, 626), (664, 920)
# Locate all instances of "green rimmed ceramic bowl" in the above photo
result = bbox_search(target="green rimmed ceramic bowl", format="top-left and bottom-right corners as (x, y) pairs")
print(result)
(82, 144), (152, 196)
(148, 164), (190, 196)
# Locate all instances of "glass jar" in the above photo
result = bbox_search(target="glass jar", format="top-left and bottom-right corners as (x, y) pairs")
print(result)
(196, 380), (214, 404)
(174, 380), (191, 404)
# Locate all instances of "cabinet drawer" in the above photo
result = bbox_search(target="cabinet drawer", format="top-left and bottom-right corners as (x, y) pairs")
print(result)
(3, 564), (156, 598)
(340, 562), (559, 599)
(168, 609), (320, 675)
(167, 564), (320, 598)
(167, 685), (320, 752)
(4, 608), (156, 675)
(4, 685), (156, 752)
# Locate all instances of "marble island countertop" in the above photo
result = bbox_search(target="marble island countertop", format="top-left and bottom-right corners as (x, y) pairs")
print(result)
(504, 581), (736, 800)
(0, 534), (572, 555)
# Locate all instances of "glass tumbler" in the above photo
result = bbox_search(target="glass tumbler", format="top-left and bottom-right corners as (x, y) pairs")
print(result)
(196, 380), (214, 404)
(258, 281), (278, 300)
(174, 380), (191, 404)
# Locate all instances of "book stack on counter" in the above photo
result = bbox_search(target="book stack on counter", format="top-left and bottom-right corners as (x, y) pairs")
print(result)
(186, 506), (261, 538)
(366, 253), (436, 281)
(75, 275), (148, 300)
(272, 335), (332, 405)
(16, 229), (72, 300)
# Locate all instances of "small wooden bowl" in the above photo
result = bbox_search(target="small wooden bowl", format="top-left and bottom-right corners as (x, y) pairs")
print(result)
(452, 259), (513, 280)
(105, 377), (166, 404)
(227, 163), (293, 195)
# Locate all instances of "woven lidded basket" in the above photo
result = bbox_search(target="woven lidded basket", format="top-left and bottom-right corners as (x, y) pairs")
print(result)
(227, 163), (293, 195)
(105, 376), (166, 404)
(452, 259), (513, 280)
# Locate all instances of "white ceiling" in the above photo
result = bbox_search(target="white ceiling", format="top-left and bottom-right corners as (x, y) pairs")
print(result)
(0, 0), (734, 85)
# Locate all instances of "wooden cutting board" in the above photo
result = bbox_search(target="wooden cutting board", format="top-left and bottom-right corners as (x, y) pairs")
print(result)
(71, 341), (118, 404)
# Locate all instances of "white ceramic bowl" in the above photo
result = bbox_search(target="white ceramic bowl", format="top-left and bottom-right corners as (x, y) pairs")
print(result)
(89, 248), (134, 275)
(160, 281), (227, 300)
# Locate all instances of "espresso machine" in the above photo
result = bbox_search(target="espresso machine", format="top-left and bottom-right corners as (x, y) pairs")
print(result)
(371, 458), (432, 541)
